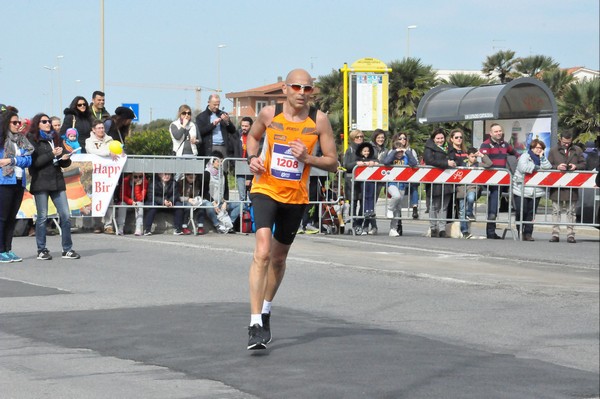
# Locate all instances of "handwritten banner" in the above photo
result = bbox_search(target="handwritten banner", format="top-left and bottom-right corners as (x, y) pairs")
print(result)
(17, 154), (126, 218)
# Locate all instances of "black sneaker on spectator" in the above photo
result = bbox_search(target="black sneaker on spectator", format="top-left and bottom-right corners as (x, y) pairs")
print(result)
(37, 248), (52, 260)
(173, 229), (184, 235)
(62, 250), (80, 259)
(462, 232), (473, 239)
(247, 324), (268, 350)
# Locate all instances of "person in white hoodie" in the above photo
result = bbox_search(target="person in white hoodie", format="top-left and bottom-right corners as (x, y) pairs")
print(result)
(512, 138), (552, 241)
(169, 104), (199, 156)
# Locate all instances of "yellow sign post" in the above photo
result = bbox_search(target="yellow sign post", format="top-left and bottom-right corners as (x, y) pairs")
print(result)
(339, 58), (392, 151)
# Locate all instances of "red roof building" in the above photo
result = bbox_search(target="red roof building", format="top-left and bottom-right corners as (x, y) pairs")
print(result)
(225, 77), (318, 118)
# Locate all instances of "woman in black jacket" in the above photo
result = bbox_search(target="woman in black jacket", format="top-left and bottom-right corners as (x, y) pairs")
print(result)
(142, 173), (184, 235)
(423, 128), (456, 237)
(28, 113), (80, 260)
(60, 96), (92, 152)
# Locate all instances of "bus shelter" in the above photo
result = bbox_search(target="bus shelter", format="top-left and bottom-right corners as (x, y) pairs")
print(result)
(416, 77), (558, 150)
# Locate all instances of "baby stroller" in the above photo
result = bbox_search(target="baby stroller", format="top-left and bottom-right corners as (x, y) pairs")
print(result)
(317, 178), (344, 234)
(321, 203), (341, 234)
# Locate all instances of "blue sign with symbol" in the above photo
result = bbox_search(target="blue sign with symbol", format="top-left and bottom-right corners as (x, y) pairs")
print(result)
(121, 103), (139, 122)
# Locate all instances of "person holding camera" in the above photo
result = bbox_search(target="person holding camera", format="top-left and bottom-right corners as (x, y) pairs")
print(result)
(195, 94), (236, 157)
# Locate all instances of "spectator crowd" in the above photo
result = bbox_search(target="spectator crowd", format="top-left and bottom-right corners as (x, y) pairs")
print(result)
(1, 90), (599, 264)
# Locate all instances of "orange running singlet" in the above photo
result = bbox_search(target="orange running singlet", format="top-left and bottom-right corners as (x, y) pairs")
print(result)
(250, 105), (319, 204)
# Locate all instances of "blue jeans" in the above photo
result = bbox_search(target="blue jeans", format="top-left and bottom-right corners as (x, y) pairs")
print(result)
(362, 182), (376, 213)
(459, 191), (477, 233)
(34, 190), (73, 252)
(409, 183), (419, 207)
(486, 185), (500, 236)
(205, 200), (241, 228)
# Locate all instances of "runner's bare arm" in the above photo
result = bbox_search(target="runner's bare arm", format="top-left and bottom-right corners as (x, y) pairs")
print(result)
(247, 105), (274, 174)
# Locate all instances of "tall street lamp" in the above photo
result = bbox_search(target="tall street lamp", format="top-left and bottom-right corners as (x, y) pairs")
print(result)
(217, 44), (227, 92)
(100, 0), (105, 91)
(43, 66), (57, 115)
(407, 25), (417, 58)
(56, 55), (64, 112)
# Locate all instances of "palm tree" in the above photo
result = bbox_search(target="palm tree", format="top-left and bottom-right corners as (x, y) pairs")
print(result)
(439, 73), (493, 87)
(541, 68), (575, 99)
(514, 55), (559, 77)
(315, 69), (343, 114)
(481, 50), (518, 83)
(388, 58), (438, 120)
(558, 78), (599, 143)
(388, 114), (430, 154)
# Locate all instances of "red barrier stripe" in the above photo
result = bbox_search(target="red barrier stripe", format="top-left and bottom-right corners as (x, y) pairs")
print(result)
(563, 172), (595, 187)
(419, 168), (444, 182)
(396, 167), (419, 181)
(353, 166), (366, 177)
(497, 174), (511, 185)
(447, 169), (472, 183)
(537, 172), (565, 186)
(471, 169), (498, 184)
(365, 167), (383, 181)
(354, 166), (387, 181)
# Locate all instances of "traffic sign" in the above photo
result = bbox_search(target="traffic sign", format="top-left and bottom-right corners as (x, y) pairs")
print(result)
(121, 103), (139, 122)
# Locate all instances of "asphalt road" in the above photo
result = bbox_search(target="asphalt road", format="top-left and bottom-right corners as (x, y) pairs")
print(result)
(1, 222), (598, 399)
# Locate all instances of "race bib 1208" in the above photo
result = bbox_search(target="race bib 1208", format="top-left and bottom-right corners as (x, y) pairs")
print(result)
(270, 143), (304, 181)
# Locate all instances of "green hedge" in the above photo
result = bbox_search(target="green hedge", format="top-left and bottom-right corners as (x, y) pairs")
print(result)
(125, 129), (172, 155)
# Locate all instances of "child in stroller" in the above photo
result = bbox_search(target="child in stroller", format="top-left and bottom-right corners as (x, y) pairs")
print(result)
(321, 196), (349, 234)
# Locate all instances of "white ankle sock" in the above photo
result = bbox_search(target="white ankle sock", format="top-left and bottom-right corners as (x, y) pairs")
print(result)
(250, 313), (262, 326)
(261, 300), (272, 314)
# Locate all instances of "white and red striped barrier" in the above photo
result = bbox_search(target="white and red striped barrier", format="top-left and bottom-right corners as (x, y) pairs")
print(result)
(523, 170), (598, 188)
(353, 166), (511, 185)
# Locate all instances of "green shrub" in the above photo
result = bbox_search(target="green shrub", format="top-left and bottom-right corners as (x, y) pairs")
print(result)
(125, 129), (172, 155)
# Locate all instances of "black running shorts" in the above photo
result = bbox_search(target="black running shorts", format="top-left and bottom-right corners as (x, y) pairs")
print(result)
(250, 193), (307, 245)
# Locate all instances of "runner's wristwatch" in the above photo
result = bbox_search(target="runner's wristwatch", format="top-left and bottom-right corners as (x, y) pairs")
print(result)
(247, 155), (258, 165)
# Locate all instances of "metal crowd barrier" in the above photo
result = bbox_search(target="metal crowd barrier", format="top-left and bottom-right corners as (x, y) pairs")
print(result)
(104, 155), (345, 235)
(109, 155), (212, 235)
(514, 169), (599, 240)
(223, 157), (344, 233)
(349, 165), (514, 238)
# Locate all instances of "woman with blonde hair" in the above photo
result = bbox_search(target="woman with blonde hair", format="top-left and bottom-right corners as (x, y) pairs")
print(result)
(170, 104), (200, 156)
